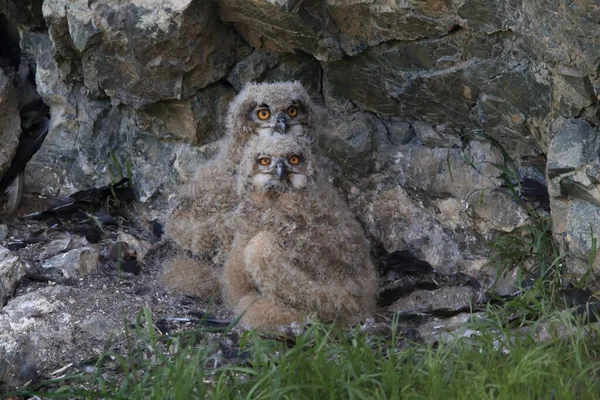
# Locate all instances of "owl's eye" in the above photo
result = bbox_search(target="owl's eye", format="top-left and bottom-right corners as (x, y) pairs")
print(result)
(257, 109), (270, 120)
(287, 106), (298, 118)
(288, 155), (301, 165)
(258, 157), (271, 166)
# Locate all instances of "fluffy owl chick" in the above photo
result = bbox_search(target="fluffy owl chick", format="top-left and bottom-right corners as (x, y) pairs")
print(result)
(164, 81), (317, 299)
(223, 134), (377, 330)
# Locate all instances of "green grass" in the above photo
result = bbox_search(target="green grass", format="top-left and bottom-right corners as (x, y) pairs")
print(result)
(213, 320), (600, 400)
(10, 307), (600, 400)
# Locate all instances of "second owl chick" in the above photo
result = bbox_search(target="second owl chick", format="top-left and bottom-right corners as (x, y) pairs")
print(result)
(223, 134), (377, 330)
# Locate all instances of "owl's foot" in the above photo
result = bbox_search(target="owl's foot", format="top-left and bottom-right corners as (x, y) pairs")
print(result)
(162, 256), (221, 301)
(235, 294), (301, 331)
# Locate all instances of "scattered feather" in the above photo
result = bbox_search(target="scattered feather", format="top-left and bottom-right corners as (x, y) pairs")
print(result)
(3, 171), (23, 215)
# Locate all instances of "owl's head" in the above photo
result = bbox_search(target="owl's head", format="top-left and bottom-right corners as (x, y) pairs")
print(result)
(238, 134), (316, 196)
(226, 81), (316, 139)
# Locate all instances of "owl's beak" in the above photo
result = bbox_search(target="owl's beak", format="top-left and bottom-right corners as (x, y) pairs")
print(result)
(275, 113), (287, 133)
(275, 161), (287, 180)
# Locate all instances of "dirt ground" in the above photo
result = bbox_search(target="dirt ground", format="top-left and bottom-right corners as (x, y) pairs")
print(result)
(0, 191), (240, 388)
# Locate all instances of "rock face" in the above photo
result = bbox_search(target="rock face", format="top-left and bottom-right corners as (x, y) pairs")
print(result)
(1, 0), (600, 283)
(548, 118), (600, 278)
(2, 0), (600, 390)
(42, 0), (250, 108)
(0, 285), (127, 387)
(0, 246), (26, 306)
(41, 247), (99, 277)
(0, 69), (21, 183)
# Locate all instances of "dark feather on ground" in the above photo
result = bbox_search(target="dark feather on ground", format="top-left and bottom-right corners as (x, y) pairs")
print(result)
(22, 178), (135, 220)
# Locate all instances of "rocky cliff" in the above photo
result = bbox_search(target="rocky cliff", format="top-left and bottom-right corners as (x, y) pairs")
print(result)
(1, 0), (600, 281)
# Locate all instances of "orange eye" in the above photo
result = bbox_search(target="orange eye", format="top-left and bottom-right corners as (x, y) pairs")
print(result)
(257, 109), (270, 120)
(289, 155), (300, 165)
(287, 106), (298, 117)
(258, 157), (271, 166)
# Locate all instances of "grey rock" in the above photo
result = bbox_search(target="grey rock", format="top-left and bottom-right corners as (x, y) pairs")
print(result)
(417, 312), (485, 344)
(389, 287), (476, 313)
(327, 0), (457, 55)
(0, 246), (26, 306)
(0, 69), (21, 183)
(563, 200), (600, 277)
(468, 190), (528, 233)
(0, 285), (123, 387)
(324, 29), (552, 158)
(345, 140), (516, 274)
(226, 50), (322, 98)
(456, 0), (520, 34)
(319, 111), (381, 177)
(23, 91), (110, 196)
(474, 66), (552, 156)
(20, 30), (100, 196)
(43, 0), (251, 108)
(547, 118), (599, 179)
(106, 118), (216, 204)
(350, 184), (465, 274)
(548, 118), (600, 279)
(321, 75), (360, 114)
(579, 105), (600, 126)
(412, 121), (461, 148)
(554, 66), (596, 118)
(41, 247), (99, 277)
(226, 51), (281, 90)
(396, 141), (503, 201)
(0, 224), (8, 241)
(37, 238), (73, 261)
(20, 28), (226, 216)
(219, 0), (341, 62)
(381, 118), (414, 146)
(137, 82), (236, 146)
(323, 30), (503, 121)
(518, 1), (600, 75)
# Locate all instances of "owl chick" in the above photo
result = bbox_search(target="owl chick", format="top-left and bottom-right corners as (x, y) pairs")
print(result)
(164, 81), (318, 298)
(223, 134), (377, 330)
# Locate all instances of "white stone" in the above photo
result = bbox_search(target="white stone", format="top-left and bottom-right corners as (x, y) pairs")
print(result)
(41, 247), (99, 276)
(0, 246), (26, 306)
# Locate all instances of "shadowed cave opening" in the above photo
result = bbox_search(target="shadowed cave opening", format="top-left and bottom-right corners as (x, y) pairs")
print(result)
(0, 13), (50, 204)
(0, 13), (21, 69)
